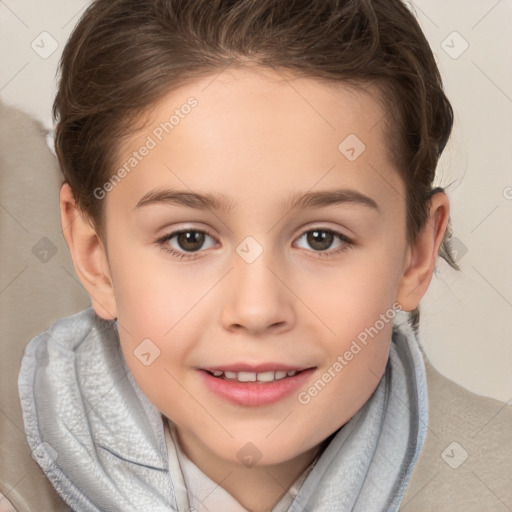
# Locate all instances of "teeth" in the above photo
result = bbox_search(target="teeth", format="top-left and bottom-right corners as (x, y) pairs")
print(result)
(256, 371), (275, 382)
(237, 371), (257, 382)
(210, 369), (300, 382)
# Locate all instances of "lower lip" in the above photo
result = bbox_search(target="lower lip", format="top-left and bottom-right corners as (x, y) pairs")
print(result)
(199, 369), (315, 407)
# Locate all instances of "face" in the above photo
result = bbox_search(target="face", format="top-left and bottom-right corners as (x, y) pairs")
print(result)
(101, 65), (409, 468)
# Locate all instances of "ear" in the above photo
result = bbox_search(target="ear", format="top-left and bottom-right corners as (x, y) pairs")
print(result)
(60, 182), (117, 320)
(396, 191), (450, 311)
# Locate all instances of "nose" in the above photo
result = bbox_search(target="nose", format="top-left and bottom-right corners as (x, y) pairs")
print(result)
(220, 250), (295, 336)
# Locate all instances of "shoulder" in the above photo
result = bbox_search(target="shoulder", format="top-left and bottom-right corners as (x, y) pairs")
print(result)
(402, 354), (512, 511)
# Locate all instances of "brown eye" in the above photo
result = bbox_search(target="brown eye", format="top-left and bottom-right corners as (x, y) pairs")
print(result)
(159, 229), (216, 255)
(306, 230), (334, 251)
(176, 231), (205, 251)
(295, 228), (352, 255)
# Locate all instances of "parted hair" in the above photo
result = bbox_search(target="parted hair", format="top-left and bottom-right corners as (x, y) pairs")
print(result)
(53, 0), (459, 329)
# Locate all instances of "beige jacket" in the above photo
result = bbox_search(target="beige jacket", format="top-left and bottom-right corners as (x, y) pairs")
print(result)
(1, 101), (511, 512)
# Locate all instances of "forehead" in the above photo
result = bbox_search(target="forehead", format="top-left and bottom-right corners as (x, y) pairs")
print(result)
(108, 65), (405, 219)
(152, 65), (385, 151)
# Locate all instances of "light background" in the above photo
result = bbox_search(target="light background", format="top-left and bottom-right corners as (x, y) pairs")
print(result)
(0, 0), (511, 403)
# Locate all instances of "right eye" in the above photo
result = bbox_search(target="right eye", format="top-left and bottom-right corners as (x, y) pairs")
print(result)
(157, 229), (217, 259)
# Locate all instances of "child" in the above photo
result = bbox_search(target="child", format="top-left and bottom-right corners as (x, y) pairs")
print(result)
(15, 0), (512, 511)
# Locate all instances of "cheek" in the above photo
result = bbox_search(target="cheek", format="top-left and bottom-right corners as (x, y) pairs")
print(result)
(293, 244), (402, 334)
(114, 290), (200, 423)
(290, 246), (399, 410)
(109, 242), (211, 336)
(108, 249), (201, 398)
(298, 301), (393, 439)
(119, 344), (205, 437)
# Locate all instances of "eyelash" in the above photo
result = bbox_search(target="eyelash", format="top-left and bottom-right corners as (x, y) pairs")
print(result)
(156, 227), (354, 260)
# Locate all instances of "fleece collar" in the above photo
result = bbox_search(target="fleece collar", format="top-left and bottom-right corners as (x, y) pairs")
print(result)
(18, 307), (427, 512)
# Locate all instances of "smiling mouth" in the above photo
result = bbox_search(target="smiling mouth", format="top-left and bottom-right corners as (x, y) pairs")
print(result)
(199, 366), (316, 406)
(205, 369), (304, 383)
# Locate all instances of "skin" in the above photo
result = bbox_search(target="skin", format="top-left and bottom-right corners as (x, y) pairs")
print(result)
(60, 65), (449, 511)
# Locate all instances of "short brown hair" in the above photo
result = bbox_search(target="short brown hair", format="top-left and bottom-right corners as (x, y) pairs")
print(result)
(53, 0), (459, 329)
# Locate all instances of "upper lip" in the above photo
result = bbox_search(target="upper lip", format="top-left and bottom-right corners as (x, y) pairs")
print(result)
(200, 363), (313, 373)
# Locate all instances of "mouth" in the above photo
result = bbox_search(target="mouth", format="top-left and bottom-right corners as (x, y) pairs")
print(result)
(198, 365), (316, 407)
(205, 368), (303, 383)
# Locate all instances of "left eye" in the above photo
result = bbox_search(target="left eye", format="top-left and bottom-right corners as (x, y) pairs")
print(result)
(295, 229), (350, 252)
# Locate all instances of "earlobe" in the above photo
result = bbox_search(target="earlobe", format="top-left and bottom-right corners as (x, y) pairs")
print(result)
(396, 192), (450, 311)
(60, 183), (118, 320)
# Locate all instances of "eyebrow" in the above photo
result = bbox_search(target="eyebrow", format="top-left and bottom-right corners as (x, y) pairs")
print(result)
(134, 187), (379, 213)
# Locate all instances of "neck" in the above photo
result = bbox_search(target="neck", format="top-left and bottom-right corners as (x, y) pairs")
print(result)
(174, 426), (329, 512)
